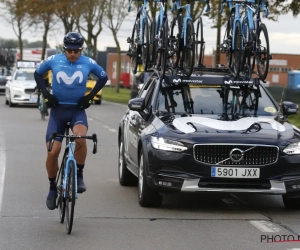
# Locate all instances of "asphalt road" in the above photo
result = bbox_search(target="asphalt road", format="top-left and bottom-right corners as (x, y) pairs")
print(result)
(1, 94), (300, 250)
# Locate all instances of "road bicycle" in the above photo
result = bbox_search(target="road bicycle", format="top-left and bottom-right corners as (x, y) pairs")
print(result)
(48, 125), (98, 234)
(127, 0), (151, 74)
(241, 0), (271, 80)
(220, 0), (270, 80)
(168, 0), (210, 76)
(38, 94), (48, 120)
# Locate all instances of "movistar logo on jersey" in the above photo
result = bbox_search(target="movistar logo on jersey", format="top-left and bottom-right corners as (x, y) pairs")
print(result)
(56, 71), (83, 85)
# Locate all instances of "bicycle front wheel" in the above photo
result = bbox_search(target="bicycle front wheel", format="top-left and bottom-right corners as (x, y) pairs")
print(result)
(182, 19), (195, 77)
(65, 160), (76, 234)
(255, 23), (270, 81)
(195, 17), (204, 67)
(141, 20), (150, 71)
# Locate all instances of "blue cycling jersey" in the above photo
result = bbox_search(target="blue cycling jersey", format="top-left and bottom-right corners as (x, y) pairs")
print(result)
(36, 54), (107, 104)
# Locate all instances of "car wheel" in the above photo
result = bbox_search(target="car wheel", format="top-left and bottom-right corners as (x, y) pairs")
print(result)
(5, 98), (8, 105)
(118, 137), (138, 186)
(8, 94), (15, 107)
(138, 151), (163, 207)
(282, 195), (300, 209)
(95, 99), (101, 105)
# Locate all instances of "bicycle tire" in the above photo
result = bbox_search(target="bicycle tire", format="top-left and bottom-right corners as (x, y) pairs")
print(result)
(241, 18), (252, 77)
(130, 21), (139, 74)
(169, 15), (183, 69)
(182, 19), (195, 77)
(255, 23), (270, 81)
(196, 17), (205, 67)
(65, 160), (76, 234)
(232, 21), (242, 78)
(141, 20), (150, 71)
(56, 152), (67, 223)
(225, 18), (233, 70)
(160, 20), (169, 77)
(154, 20), (162, 70)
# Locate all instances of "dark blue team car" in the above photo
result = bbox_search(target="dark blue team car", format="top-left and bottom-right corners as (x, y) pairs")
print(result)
(118, 68), (300, 208)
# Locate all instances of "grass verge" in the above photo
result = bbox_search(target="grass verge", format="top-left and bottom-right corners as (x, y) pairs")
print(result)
(288, 112), (300, 128)
(102, 86), (131, 105)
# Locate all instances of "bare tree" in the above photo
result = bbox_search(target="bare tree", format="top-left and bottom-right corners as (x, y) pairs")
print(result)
(28, 0), (58, 60)
(2, 0), (35, 60)
(76, 0), (106, 60)
(104, 0), (128, 93)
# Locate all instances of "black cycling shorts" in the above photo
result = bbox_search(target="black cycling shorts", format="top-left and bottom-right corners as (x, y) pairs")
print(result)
(46, 105), (88, 143)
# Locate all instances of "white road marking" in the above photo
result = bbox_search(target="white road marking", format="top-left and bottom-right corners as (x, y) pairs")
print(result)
(0, 134), (6, 215)
(109, 128), (117, 133)
(249, 220), (281, 233)
(287, 249), (300, 250)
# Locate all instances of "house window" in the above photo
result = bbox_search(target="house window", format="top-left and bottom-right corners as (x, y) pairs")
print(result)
(121, 62), (125, 72)
(112, 61), (117, 79)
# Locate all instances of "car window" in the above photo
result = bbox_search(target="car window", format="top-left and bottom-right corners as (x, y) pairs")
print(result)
(14, 69), (35, 81)
(144, 79), (157, 111)
(137, 78), (155, 98)
(158, 84), (277, 116)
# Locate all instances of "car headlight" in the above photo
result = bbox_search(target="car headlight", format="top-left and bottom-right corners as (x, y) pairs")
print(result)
(12, 86), (23, 91)
(283, 142), (300, 155)
(150, 136), (187, 152)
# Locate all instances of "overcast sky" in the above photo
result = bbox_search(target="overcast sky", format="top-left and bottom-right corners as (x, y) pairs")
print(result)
(0, 10), (299, 55)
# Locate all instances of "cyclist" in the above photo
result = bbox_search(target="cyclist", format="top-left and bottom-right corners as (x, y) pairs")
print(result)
(34, 32), (108, 210)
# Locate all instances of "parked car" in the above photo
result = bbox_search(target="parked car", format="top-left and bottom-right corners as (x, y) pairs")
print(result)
(5, 67), (38, 107)
(0, 75), (7, 93)
(118, 68), (300, 208)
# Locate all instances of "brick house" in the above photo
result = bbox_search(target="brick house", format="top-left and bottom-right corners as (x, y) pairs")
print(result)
(100, 47), (300, 87)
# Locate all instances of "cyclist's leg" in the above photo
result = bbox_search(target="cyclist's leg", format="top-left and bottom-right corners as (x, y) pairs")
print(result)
(71, 109), (88, 193)
(45, 108), (66, 209)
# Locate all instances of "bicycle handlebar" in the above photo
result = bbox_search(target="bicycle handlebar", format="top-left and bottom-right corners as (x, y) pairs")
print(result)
(48, 133), (98, 154)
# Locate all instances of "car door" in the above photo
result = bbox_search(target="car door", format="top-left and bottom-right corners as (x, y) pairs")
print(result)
(130, 78), (157, 166)
(124, 78), (150, 165)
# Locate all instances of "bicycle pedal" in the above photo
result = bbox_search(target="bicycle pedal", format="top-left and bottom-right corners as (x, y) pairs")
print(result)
(126, 37), (132, 43)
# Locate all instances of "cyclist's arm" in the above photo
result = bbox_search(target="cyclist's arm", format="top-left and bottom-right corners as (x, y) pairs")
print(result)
(34, 57), (53, 95)
(89, 62), (108, 98)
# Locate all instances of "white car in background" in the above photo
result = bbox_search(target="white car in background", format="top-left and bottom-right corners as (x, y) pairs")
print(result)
(5, 67), (38, 107)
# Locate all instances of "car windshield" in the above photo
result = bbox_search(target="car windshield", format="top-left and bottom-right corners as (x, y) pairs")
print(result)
(157, 84), (278, 118)
(14, 69), (35, 81)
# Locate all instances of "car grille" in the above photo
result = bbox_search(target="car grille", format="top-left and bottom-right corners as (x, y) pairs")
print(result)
(24, 88), (35, 94)
(193, 144), (279, 166)
(198, 178), (271, 189)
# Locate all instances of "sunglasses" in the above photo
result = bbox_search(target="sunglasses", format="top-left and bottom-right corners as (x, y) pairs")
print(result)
(65, 49), (81, 54)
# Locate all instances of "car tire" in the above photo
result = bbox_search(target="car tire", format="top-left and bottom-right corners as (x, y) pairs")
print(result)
(138, 151), (163, 207)
(5, 98), (8, 105)
(95, 99), (101, 105)
(282, 195), (300, 209)
(118, 137), (138, 186)
(8, 94), (15, 107)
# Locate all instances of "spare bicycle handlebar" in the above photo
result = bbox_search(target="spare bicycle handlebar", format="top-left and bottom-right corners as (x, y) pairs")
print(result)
(48, 132), (98, 154)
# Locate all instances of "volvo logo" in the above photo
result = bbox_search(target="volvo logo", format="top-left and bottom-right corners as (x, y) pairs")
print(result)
(229, 148), (244, 162)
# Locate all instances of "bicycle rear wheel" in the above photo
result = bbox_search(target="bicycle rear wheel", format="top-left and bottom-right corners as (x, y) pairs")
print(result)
(232, 21), (242, 77)
(182, 19), (195, 77)
(65, 160), (76, 234)
(129, 21), (139, 74)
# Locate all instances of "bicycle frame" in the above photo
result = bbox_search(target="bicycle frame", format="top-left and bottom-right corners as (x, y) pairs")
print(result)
(154, 0), (167, 37)
(171, 0), (210, 47)
(63, 140), (78, 199)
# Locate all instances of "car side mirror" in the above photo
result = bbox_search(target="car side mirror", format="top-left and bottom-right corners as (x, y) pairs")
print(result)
(128, 98), (145, 112)
(282, 101), (298, 117)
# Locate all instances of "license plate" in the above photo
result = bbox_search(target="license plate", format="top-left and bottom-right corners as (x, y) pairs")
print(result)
(211, 166), (260, 178)
(30, 94), (38, 102)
